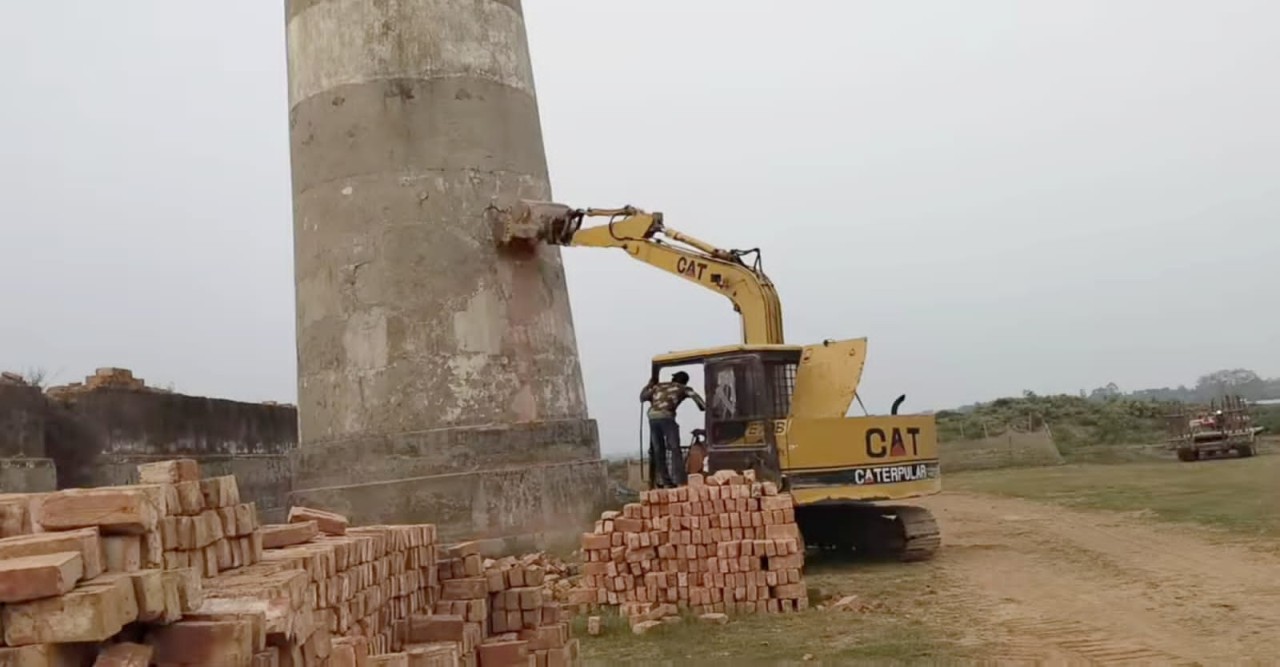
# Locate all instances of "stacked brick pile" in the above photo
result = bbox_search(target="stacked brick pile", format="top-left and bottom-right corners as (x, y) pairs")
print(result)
(413, 543), (580, 667)
(195, 514), (442, 665)
(143, 460), (264, 577)
(0, 459), (258, 665)
(46, 367), (167, 399)
(0, 459), (582, 667)
(568, 470), (809, 628)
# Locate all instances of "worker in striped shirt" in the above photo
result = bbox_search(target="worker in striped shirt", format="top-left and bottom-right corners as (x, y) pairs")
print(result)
(640, 371), (706, 488)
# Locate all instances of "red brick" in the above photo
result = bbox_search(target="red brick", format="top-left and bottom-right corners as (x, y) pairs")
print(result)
(288, 506), (349, 536)
(579, 533), (609, 551)
(137, 459), (201, 485)
(93, 642), (152, 667)
(2, 573), (138, 644)
(102, 535), (142, 573)
(405, 641), (461, 667)
(235, 503), (258, 536)
(0, 530), (105, 582)
(149, 619), (254, 667)
(0, 551), (83, 603)
(174, 481), (205, 515)
(408, 614), (465, 643)
(440, 577), (487, 600)
(261, 521), (319, 549)
(35, 488), (160, 535)
(200, 476), (241, 509)
(0, 643), (98, 667)
(477, 641), (528, 667)
(329, 643), (356, 667)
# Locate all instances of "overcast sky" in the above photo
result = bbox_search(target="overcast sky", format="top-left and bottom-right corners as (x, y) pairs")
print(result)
(1, 1), (1277, 456)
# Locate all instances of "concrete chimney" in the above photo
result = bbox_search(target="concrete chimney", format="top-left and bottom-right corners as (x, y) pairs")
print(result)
(284, 0), (606, 545)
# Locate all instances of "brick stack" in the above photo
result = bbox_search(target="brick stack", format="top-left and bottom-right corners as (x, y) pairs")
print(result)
(190, 517), (441, 665)
(568, 470), (809, 626)
(400, 543), (580, 667)
(0, 460), (244, 665)
(0, 460), (582, 666)
(143, 460), (265, 578)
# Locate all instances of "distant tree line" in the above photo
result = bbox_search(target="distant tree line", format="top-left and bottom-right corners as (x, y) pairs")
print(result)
(1083, 369), (1280, 404)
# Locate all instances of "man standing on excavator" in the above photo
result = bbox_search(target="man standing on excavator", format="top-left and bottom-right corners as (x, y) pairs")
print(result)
(641, 371), (706, 488)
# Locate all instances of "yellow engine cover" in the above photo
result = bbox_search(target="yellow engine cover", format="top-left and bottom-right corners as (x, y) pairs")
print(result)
(777, 415), (941, 505)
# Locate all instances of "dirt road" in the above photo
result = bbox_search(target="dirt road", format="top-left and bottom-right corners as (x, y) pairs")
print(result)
(917, 492), (1280, 665)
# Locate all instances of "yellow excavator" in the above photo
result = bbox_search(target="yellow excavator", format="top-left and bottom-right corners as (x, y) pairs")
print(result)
(490, 202), (942, 560)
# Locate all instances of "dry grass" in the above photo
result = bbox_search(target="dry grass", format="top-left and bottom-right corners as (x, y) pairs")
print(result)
(947, 451), (1280, 537)
(576, 555), (986, 665)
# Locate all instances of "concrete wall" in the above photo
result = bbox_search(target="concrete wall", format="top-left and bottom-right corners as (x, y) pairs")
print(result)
(0, 384), (57, 492)
(0, 384), (47, 458)
(0, 383), (297, 520)
(47, 390), (296, 521)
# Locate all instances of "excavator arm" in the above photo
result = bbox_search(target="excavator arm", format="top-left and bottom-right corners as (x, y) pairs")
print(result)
(490, 201), (785, 345)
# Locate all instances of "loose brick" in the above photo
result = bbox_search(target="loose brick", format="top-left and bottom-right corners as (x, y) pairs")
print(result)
(137, 459), (200, 485)
(2, 573), (139, 645)
(440, 577), (487, 600)
(175, 481), (205, 515)
(0, 526), (102, 580)
(0, 494), (38, 537)
(127, 569), (166, 622)
(160, 571), (183, 623)
(200, 476), (240, 509)
(477, 640), (528, 667)
(407, 614), (465, 643)
(93, 642), (153, 667)
(331, 642), (357, 667)
(35, 488), (160, 535)
(368, 654), (409, 667)
(288, 506), (349, 536)
(0, 551), (83, 603)
(165, 567), (204, 612)
(102, 535), (142, 572)
(235, 503), (257, 536)
(0, 644), (97, 667)
(405, 641), (461, 666)
(148, 619), (254, 667)
(261, 521), (319, 549)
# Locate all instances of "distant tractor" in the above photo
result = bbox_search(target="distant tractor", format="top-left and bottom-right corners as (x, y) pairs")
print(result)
(1165, 395), (1265, 461)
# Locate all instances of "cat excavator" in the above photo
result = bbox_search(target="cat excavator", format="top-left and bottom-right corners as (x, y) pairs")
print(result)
(490, 201), (941, 560)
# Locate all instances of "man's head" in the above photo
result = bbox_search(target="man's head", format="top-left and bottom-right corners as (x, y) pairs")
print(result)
(672, 371), (690, 385)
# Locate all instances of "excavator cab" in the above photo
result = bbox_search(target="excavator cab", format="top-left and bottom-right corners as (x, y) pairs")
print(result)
(649, 344), (803, 487)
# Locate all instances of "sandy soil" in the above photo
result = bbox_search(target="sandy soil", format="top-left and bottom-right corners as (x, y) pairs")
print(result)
(916, 492), (1280, 665)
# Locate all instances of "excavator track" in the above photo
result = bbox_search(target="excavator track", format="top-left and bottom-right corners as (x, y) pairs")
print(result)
(892, 505), (941, 561)
(794, 502), (941, 561)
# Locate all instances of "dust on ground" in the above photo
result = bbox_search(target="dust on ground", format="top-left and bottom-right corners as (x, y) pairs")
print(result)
(916, 491), (1280, 665)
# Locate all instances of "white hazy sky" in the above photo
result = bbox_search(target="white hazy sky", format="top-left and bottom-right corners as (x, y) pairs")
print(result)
(1, 1), (1277, 456)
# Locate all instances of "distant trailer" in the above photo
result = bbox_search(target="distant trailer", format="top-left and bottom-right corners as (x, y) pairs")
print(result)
(1164, 395), (1263, 462)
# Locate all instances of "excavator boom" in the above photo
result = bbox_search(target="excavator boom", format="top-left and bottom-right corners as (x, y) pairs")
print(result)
(490, 200), (785, 345)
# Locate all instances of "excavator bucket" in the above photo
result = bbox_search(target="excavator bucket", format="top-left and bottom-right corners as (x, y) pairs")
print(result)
(488, 200), (581, 248)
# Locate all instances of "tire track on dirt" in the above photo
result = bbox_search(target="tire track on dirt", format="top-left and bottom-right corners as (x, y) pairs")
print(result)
(918, 492), (1280, 665)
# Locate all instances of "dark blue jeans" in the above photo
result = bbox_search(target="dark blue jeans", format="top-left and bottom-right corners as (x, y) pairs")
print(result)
(649, 417), (685, 487)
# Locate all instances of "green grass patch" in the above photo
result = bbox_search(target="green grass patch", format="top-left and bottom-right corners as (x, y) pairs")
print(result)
(577, 558), (983, 665)
(947, 453), (1280, 537)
